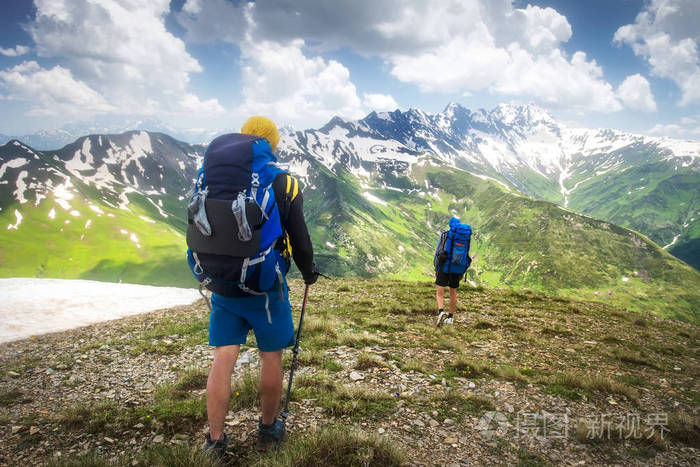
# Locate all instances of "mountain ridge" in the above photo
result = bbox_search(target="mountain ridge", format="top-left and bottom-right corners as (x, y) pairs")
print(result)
(1, 118), (698, 322)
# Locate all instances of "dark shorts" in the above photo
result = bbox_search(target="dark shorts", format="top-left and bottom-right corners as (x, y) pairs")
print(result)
(435, 271), (463, 288)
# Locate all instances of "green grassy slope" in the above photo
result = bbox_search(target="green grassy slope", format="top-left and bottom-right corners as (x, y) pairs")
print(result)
(302, 158), (699, 322)
(567, 160), (699, 269)
(0, 195), (192, 288)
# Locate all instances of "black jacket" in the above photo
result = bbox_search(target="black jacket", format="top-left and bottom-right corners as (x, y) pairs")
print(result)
(272, 173), (314, 282)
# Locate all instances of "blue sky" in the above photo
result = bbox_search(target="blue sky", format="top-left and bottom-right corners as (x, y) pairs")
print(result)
(0, 0), (698, 140)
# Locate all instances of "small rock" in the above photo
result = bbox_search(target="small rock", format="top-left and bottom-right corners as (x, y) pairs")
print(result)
(153, 434), (165, 443)
(432, 410), (439, 417)
(134, 423), (144, 429)
(674, 367), (681, 371)
(349, 371), (364, 381)
(29, 426), (40, 435)
(504, 403), (514, 414)
(444, 437), (458, 444)
(7, 371), (20, 377)
(104, 437), (114, 444)
(412, 419), (426, 428)
(429, 419), (440, 428)
(11, 426), (23, 434)
(468, 382), (476, 389)
(378, 427), (385, 434)
(68, 374), (84, 384)
(444, 418), (455, 426)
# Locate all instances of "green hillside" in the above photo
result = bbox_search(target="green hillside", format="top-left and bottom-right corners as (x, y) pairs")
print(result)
(566, 160), (699, 270)
(302, 157), (700, 323)
(0, 193), (193, 288)
(1, 151), (698, 322)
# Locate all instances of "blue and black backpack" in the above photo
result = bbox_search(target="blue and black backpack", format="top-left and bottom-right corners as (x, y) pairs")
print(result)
(436, 217), (472, 275)
(186, 133), (288, 308)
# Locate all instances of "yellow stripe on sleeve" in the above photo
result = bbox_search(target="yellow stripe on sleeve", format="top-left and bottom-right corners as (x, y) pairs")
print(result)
(291, 177), (299, 201)
(285, 174), (291, 195)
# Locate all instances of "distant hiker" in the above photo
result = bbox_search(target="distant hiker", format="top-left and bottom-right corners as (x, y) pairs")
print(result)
(434, 217), (472, 327)
(185, 116), (318, 457)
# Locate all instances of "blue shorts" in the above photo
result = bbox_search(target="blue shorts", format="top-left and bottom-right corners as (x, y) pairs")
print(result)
(208, 282), (295, 352)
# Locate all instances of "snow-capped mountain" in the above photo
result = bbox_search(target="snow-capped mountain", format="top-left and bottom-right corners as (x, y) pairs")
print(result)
(1, 121), (699, 320)
(277, 103), (699, 268)
(0, 132), (203, 222)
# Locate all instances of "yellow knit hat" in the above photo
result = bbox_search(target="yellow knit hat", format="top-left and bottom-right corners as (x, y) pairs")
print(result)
(240, 116), (280, 152)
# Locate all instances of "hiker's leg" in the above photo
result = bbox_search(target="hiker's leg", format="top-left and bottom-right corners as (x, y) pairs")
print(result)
(436, 286), (445, 310)
(449, 287), (457, 315)
(259, 349), (283, 425)
(207, 345), (240, 440)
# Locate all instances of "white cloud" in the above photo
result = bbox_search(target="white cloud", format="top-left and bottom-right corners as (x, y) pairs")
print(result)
(0, 61), (114, 116)
(617, 74), (657, 112)
(25, 0), (214, 115)
(648, 120), (700, 139)
(179, 93), (225, 115)
(180, 0), (620, 114)
(0, 45), (30, 57)
(362, 93), (398, 111)
(385, 2), (620, 112)
(614, 0), (700, 106)
(237, 39), (364, 128)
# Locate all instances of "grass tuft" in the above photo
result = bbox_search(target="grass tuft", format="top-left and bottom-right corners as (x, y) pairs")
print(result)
(249, 425), (405, 467)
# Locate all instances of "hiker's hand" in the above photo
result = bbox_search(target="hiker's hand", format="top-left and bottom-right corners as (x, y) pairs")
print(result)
(304, 263), (320, 285)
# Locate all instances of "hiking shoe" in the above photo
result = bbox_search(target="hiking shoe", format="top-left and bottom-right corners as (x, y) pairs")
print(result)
(436, 310), (447, 327)
(257, 418), (285, 452)
(204, 432), (228, 460)
(444, 317), (454, 325)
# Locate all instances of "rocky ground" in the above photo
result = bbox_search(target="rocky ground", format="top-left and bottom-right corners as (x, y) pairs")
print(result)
(0, 278), (698, 466)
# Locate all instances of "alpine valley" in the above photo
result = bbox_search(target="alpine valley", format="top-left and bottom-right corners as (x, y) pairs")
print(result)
(1, 103), (698, 322)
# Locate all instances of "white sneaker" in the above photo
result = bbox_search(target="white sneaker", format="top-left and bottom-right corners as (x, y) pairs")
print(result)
(444, 317), (454, 325)
(436, 311), (447, 327)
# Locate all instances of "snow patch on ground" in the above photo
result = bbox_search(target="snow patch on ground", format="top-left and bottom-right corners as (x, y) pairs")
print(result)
(13, 170), (29, 204)
(89, 204), (104, 215)
(0, 278), (200, 343)
(362, 191), (388, 206)
(325, 241), (335, 249)
(139, 215), (156, 224)
(0, 157), (28, 178)
(6, 210), (22, 230)
(48, 208), (56, 219)
(53, 179), (75, 210)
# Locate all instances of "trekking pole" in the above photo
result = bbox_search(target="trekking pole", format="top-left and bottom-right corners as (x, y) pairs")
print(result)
(280, 283), (310, 427)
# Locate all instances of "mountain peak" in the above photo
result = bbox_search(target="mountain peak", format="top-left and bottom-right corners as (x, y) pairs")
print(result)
(492, 102), (556, 127)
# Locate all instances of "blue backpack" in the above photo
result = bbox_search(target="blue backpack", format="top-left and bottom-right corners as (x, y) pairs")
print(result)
(186, 133), (287, 307)
(437, 218), (472, 275)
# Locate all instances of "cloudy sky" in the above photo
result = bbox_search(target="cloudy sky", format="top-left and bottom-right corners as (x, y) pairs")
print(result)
(0, 0), (698, 139)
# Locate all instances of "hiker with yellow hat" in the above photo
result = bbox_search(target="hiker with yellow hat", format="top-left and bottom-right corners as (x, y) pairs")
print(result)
(185, 116), (318, 458)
